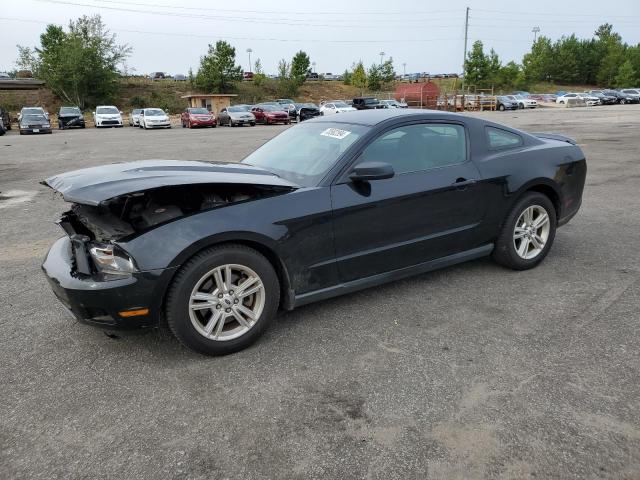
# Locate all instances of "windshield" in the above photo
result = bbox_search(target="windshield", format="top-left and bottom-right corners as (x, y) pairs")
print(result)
(22, 114), (46, 122)
(96, 107), (119, 114)
(364, 98), (379, 104)
(60, 107), (80, 115)
(132, 109), (142, 114)
(259, 105), (281, 112)
(189, 108), (209, 114)
(234, 105), (251, 111)
(242, 122), (366, 186)
(23, 108), (43, 114)
(145, 109), (165, 116)
(227, 106), (246, 112)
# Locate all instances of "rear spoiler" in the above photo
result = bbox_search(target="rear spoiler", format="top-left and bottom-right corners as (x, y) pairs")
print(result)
(531, 132), (577, 145)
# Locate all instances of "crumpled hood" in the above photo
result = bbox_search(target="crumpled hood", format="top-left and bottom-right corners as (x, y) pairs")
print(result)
(43, 159), (298, 206)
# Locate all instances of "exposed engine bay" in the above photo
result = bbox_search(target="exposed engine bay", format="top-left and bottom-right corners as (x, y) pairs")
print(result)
(63, 183), (293, 241)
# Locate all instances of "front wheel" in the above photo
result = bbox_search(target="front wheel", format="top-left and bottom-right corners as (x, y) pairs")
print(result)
(620, 99), (626, 105)
(492, 192), (557, 270)
(498, 104), (505, 111)
(166, 245), (280, 355)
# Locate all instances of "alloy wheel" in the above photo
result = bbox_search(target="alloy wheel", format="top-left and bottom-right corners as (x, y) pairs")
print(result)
(513, 205), (551, 260)
(188, 264), (265, 341)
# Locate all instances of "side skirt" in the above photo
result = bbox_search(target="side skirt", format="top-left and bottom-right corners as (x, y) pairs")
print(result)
(292, 244), (494, 309)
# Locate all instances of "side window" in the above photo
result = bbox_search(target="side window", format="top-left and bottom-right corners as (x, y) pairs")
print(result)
(486, 127), (522, 149)
(357, 123), (467, 174)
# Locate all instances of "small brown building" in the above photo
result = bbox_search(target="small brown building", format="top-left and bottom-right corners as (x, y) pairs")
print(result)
(181, 94), (238, 114)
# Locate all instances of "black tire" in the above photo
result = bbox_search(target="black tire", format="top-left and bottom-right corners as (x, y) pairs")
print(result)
(166, 245), (280, 355)
(250, 122), (255, 127)
(492, 192), (557, 270)
(519, 103), (524, 109)
(498, 104), (505, 111)
(620, 99), (626, 105)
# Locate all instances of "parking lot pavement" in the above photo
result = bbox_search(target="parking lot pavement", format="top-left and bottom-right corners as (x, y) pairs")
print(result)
(1, 107), (639, 479)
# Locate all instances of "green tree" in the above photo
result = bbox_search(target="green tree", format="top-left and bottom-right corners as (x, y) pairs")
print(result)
(380, 57), (396, 84)
(522, 36), (555, 83)
(464, 41), (490, 87)
(367, 63), (382, 91)
(253, 58), (267, 86)
(290, 50), (310, 86)
(342, 68), (352, 85)
(16, 15), (129, 108)
(615, 59), (636, 87)
(351, 61), (367, 93)
(276, 59), (297, 97)
(195, 40), (242, 93)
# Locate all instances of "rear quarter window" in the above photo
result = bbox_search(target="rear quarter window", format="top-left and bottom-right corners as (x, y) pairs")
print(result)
(486, 127), (523, 149)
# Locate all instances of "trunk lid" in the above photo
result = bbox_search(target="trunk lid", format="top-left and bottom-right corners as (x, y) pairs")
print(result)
(43, 159), (298, 206)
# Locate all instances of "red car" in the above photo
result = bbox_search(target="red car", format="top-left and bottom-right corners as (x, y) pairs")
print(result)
(180, 108), (217, 128)
(251, 104), (290, 125)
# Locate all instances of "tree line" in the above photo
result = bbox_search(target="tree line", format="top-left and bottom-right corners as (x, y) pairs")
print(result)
(464, 24), (640, 90)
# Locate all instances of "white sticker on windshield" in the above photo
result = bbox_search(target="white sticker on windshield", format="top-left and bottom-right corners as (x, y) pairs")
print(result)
(320, 127), (351, 140)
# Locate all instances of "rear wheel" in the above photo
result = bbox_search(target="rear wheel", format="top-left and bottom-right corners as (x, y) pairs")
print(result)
(492, 192), (556, 270)
(498, 104), (505, 111)
(166, 245), (280, 355)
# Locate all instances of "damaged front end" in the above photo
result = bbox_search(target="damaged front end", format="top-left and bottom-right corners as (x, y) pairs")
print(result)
(41, 160), (298, 329)
(52, 183), (294, 278)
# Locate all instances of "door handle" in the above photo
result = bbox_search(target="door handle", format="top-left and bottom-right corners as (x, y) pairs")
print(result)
(453, 178), (477, 189)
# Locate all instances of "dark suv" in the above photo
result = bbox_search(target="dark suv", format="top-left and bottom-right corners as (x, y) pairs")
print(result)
(0, 106), (12, 130)
(352, 97), (385, 110)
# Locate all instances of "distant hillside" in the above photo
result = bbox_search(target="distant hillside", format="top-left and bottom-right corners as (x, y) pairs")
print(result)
(0, 77), (597, 116)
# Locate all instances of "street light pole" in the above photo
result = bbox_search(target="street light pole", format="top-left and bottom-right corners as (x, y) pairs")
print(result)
(402, 62), (406, 77)
(532, 26), (540, 43)
(379, 51), (385, 66)
(312, 61), (316, 73)
(246, 48), (252, 72)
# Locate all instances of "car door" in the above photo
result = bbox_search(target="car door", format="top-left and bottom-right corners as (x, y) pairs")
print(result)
(251, 107), (264, 122)
(218, 108), (228, 124)
(331, 121), (486, 282)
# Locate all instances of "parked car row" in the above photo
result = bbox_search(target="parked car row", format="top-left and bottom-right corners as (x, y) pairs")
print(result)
(556, 89), (640, 105)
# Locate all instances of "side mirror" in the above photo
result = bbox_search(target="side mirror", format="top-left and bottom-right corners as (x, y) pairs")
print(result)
(349, 162), (394, 182)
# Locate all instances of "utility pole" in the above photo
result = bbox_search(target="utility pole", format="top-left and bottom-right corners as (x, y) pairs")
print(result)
(402, 62), (406, 77)
(532, 26), (540, 43)
(379, 51), (385, 66)
(246, 48), (252, 72)
(461, 7), (469, 95)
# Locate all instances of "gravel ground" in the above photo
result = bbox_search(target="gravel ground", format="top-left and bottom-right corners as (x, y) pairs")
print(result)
(1, 107), (639, 479)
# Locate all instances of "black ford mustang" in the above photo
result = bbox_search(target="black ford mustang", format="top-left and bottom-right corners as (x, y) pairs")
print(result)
(42, 110), (586, 355)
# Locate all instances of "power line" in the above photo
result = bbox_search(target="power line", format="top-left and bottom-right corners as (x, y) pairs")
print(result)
(30, 0), (464, 29)
(0, 16), (462, 44)
(80, 0), (461, 17)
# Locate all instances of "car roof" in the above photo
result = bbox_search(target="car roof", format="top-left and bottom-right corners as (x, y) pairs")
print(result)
(306, 109), (468, 126)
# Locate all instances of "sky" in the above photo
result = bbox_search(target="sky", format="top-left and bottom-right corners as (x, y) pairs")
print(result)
(1, 0), (639, 76)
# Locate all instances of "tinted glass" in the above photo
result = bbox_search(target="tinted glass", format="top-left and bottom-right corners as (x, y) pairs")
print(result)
(227, 107), (245, 112)
(358, 123), (467, 174)
(60, 107), (80, 114)
(96, 107), (119, 114)
(189, 108), (209, 114)
(242, 122), (366, 186)
(333, 101), (349, 108)
(487, 127), (522, 148)
(145, 109), (164, 116)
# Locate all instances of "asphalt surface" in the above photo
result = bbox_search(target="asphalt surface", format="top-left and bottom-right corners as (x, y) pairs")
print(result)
(1, 108), (639, 479)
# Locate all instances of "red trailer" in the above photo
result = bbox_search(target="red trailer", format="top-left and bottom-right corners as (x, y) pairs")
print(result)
(394, 82), (440, 108)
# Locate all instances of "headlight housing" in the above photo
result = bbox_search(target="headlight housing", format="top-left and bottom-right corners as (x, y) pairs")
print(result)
(89, 243), (136, 278)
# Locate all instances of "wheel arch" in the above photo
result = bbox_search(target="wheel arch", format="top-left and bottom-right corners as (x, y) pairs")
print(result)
(513, 179), (562, 220)
(157, 234), (295, 317)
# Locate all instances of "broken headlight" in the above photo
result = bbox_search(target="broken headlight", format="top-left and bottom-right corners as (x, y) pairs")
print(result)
(89, 243), (136, 277)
